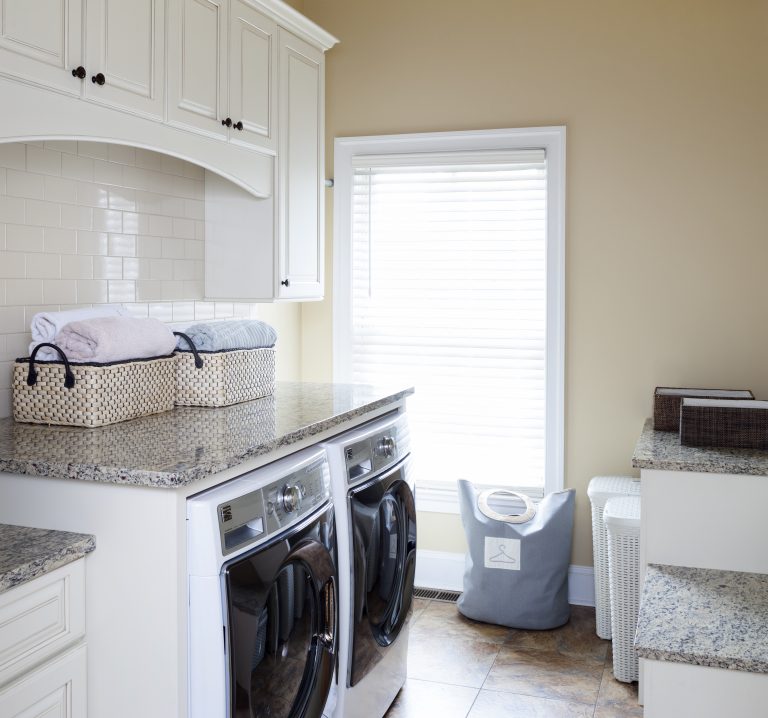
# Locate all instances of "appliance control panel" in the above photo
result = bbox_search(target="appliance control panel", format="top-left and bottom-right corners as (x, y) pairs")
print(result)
(217, 489), (266, 555)
(263, 457), (330, 533)
(344, 416), (408, 485)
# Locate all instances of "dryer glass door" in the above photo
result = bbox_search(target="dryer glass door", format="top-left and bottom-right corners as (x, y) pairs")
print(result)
(224, 506), (337, 718)
(348, 458), (416, 686)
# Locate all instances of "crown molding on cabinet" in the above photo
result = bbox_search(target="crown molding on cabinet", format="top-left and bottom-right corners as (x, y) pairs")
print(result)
(247, 0), (339, 50)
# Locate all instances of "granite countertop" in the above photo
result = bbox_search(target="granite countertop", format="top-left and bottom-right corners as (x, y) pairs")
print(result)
(632, 418), (768, 476)
(0, 381), (413, 489)
(0, 524), (95, 595)
(635, 563), (768, 673)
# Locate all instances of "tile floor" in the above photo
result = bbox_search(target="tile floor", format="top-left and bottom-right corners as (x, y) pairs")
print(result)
(385, 599), (642, 718)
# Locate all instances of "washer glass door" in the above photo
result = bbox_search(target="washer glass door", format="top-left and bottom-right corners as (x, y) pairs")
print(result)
(225, 508), (336, 718)
(349, 459), (416, 686)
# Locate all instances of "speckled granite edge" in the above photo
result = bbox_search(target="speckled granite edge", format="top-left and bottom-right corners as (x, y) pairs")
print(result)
(0, 384), (414, 489)
(632, 418), (768, 476)
(0, 524), (95, 595)
(635, 564), (768, 673)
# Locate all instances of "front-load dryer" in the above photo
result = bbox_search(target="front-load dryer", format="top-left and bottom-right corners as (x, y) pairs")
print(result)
(187, 446), (338, 718)
(323, 412), (416, 718)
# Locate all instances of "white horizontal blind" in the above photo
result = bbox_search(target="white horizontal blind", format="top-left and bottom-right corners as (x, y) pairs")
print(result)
(349, 150), (548, 493)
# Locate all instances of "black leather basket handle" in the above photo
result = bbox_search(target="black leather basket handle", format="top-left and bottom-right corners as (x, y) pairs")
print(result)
(173, 332), (204, 369)
(27, 343), (75, 389)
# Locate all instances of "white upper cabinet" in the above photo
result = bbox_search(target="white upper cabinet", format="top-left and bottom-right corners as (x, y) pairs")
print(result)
(277, 29), (324, 300)
(0, 0), (84, 95)
(168, 0), (276, 149)
(228, 0), (277, 150)
(167, 0), (229, 139)
(84, 0), (165, 119)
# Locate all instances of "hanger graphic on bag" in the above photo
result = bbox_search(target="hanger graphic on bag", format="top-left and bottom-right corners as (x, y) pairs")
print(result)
(489, 545), (517, 564)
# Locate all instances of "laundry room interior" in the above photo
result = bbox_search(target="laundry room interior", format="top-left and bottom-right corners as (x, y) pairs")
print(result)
(0, 1), (766, 718)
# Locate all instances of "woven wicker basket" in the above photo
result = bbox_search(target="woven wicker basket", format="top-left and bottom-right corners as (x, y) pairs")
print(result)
(174, 332), (275, 407)
(653, 387), (754, 431)
(680, 398), (768, 450)
(13, 343), (176, 428)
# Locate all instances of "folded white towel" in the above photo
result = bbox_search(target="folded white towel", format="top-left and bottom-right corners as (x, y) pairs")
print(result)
(30, 305), (128, 360)
(56, 317), (177, 363)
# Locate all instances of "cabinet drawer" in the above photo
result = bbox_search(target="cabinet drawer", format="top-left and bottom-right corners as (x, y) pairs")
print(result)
(0, 560), (85, 688)
(0, 643), (87, 718)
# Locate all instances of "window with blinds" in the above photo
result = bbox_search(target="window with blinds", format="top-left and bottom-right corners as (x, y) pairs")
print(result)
(344, 148), (548, 495)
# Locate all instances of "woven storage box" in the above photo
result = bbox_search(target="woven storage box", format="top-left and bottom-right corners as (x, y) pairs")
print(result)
(13, 343), (176, 428)
(587, 476), (641, 640)
(680, 398), (768, 450)
(604, 495), (641, 683)
(174, 332), (275, 408)
(653, 387), (754, 431)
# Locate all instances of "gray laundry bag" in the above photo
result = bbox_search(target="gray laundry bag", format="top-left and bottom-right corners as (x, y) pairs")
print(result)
(457, 480), (575, 629)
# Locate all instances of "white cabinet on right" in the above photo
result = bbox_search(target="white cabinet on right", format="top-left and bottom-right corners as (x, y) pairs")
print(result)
(277, 29), (324, 300)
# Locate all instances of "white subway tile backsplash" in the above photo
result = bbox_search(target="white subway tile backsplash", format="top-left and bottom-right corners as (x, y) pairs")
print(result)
(108, 189), (135, 212)
(61, 254), (93, 280)
(61, 205), (93, 230)
(172, 301), (195, 321)
(44, 176), (77, 204)
(162, 237), (185, 259)
(0, 145), (26, 171)
(0, 280), (6, 304)
(194, 302), (216, 320)
(136, 280), (162, 301)
(6, 279), (43, 305)
(173, 259), (196, 281)
(173, 217), (196, 239)
(6, 170), (44, 200)
(0, 252), (25, 279)
(26, 146), (62, 176)
(108, 145), (135, 166)
(26, 253), (60, 279)
(122, 258), (149, 280)
(108, 234), (135, 257)
(78, 142), (110, 161)
(3, 333), (30, 361)
(0, 197), (25, 224)
(44, 141), (77, 154)
(77, 279), (108, 303)
(161, 280), (184, 300)
(43, 279), (77, 304)
(24, 199), (60, 228)
(62, 154), (94, 182)
(149, 214), (173, 237)
(6, 225), (44, 252)
(93, 208), (122, 233)
(0, 307), (25, 333)
(185, 240), (204, 260)
(122, 212), (139, 234)
(0, 169), (6, 195)
(76, 181), (109, 208)
(147, 302), (173, 321)
(44, 228), (77, 255)
(94, 256), (123, 279)
(77, 230), (108, 255)
(108, 280), (135, 303)
(150, 258), (173, 280)
(137, 235), (162, 258)
(94, 159), (123, 187)
(134, 149), (163, 171)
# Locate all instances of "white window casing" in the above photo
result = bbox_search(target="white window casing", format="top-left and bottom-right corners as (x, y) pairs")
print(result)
(333, 128), (565, 514)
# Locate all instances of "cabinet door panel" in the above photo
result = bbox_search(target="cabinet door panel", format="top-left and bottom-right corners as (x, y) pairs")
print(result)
(85, 0), (164, 119)
(229, 0), (276, 150)
(167, 0), (227, 138)
(278, 30), (323, 300)
(0, 0), (83, 95)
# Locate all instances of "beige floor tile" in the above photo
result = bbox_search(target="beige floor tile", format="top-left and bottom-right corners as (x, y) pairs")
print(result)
(483, 646), (604, 705)
(594, 666), (642, 718)
(384, 678), (479, 718)
(468, 690), (595, 717)
(411, 600), (512, 645)
(504, 605), (610, 663)
(407, 632), (501, 688)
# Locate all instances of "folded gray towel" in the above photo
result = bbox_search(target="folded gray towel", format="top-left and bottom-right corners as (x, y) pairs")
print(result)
(57, 317), (177, 363)
(178, 320), (277, 352)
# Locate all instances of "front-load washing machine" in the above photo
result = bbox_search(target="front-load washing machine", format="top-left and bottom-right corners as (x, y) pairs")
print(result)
(187, 446), (339, 718)
(323, 412), (416, 718)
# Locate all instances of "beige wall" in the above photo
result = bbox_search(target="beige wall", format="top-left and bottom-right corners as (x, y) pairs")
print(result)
(300, 0), (768, 565)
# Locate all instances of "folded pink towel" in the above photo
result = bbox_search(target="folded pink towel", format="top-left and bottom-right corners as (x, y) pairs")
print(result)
(56, 317), (176, 363)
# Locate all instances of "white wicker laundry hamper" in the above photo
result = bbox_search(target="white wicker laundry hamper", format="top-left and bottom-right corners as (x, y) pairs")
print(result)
(587, 476), (641, 640)
(604, 495), (641, 683)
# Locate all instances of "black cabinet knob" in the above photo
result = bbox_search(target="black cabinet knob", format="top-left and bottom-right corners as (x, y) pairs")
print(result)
(234, 120), (243, 131)
(71, 66), (86, 79)
(221, 117), (232, 127)
(281, 279), (290, 287)
(91, 72), (105, 86)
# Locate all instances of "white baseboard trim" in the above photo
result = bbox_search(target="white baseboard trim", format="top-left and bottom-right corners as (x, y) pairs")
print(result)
(414, 549), (595, 607)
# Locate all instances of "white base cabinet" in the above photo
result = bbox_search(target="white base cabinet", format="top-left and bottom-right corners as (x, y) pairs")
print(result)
(0, 561), (88, 718)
